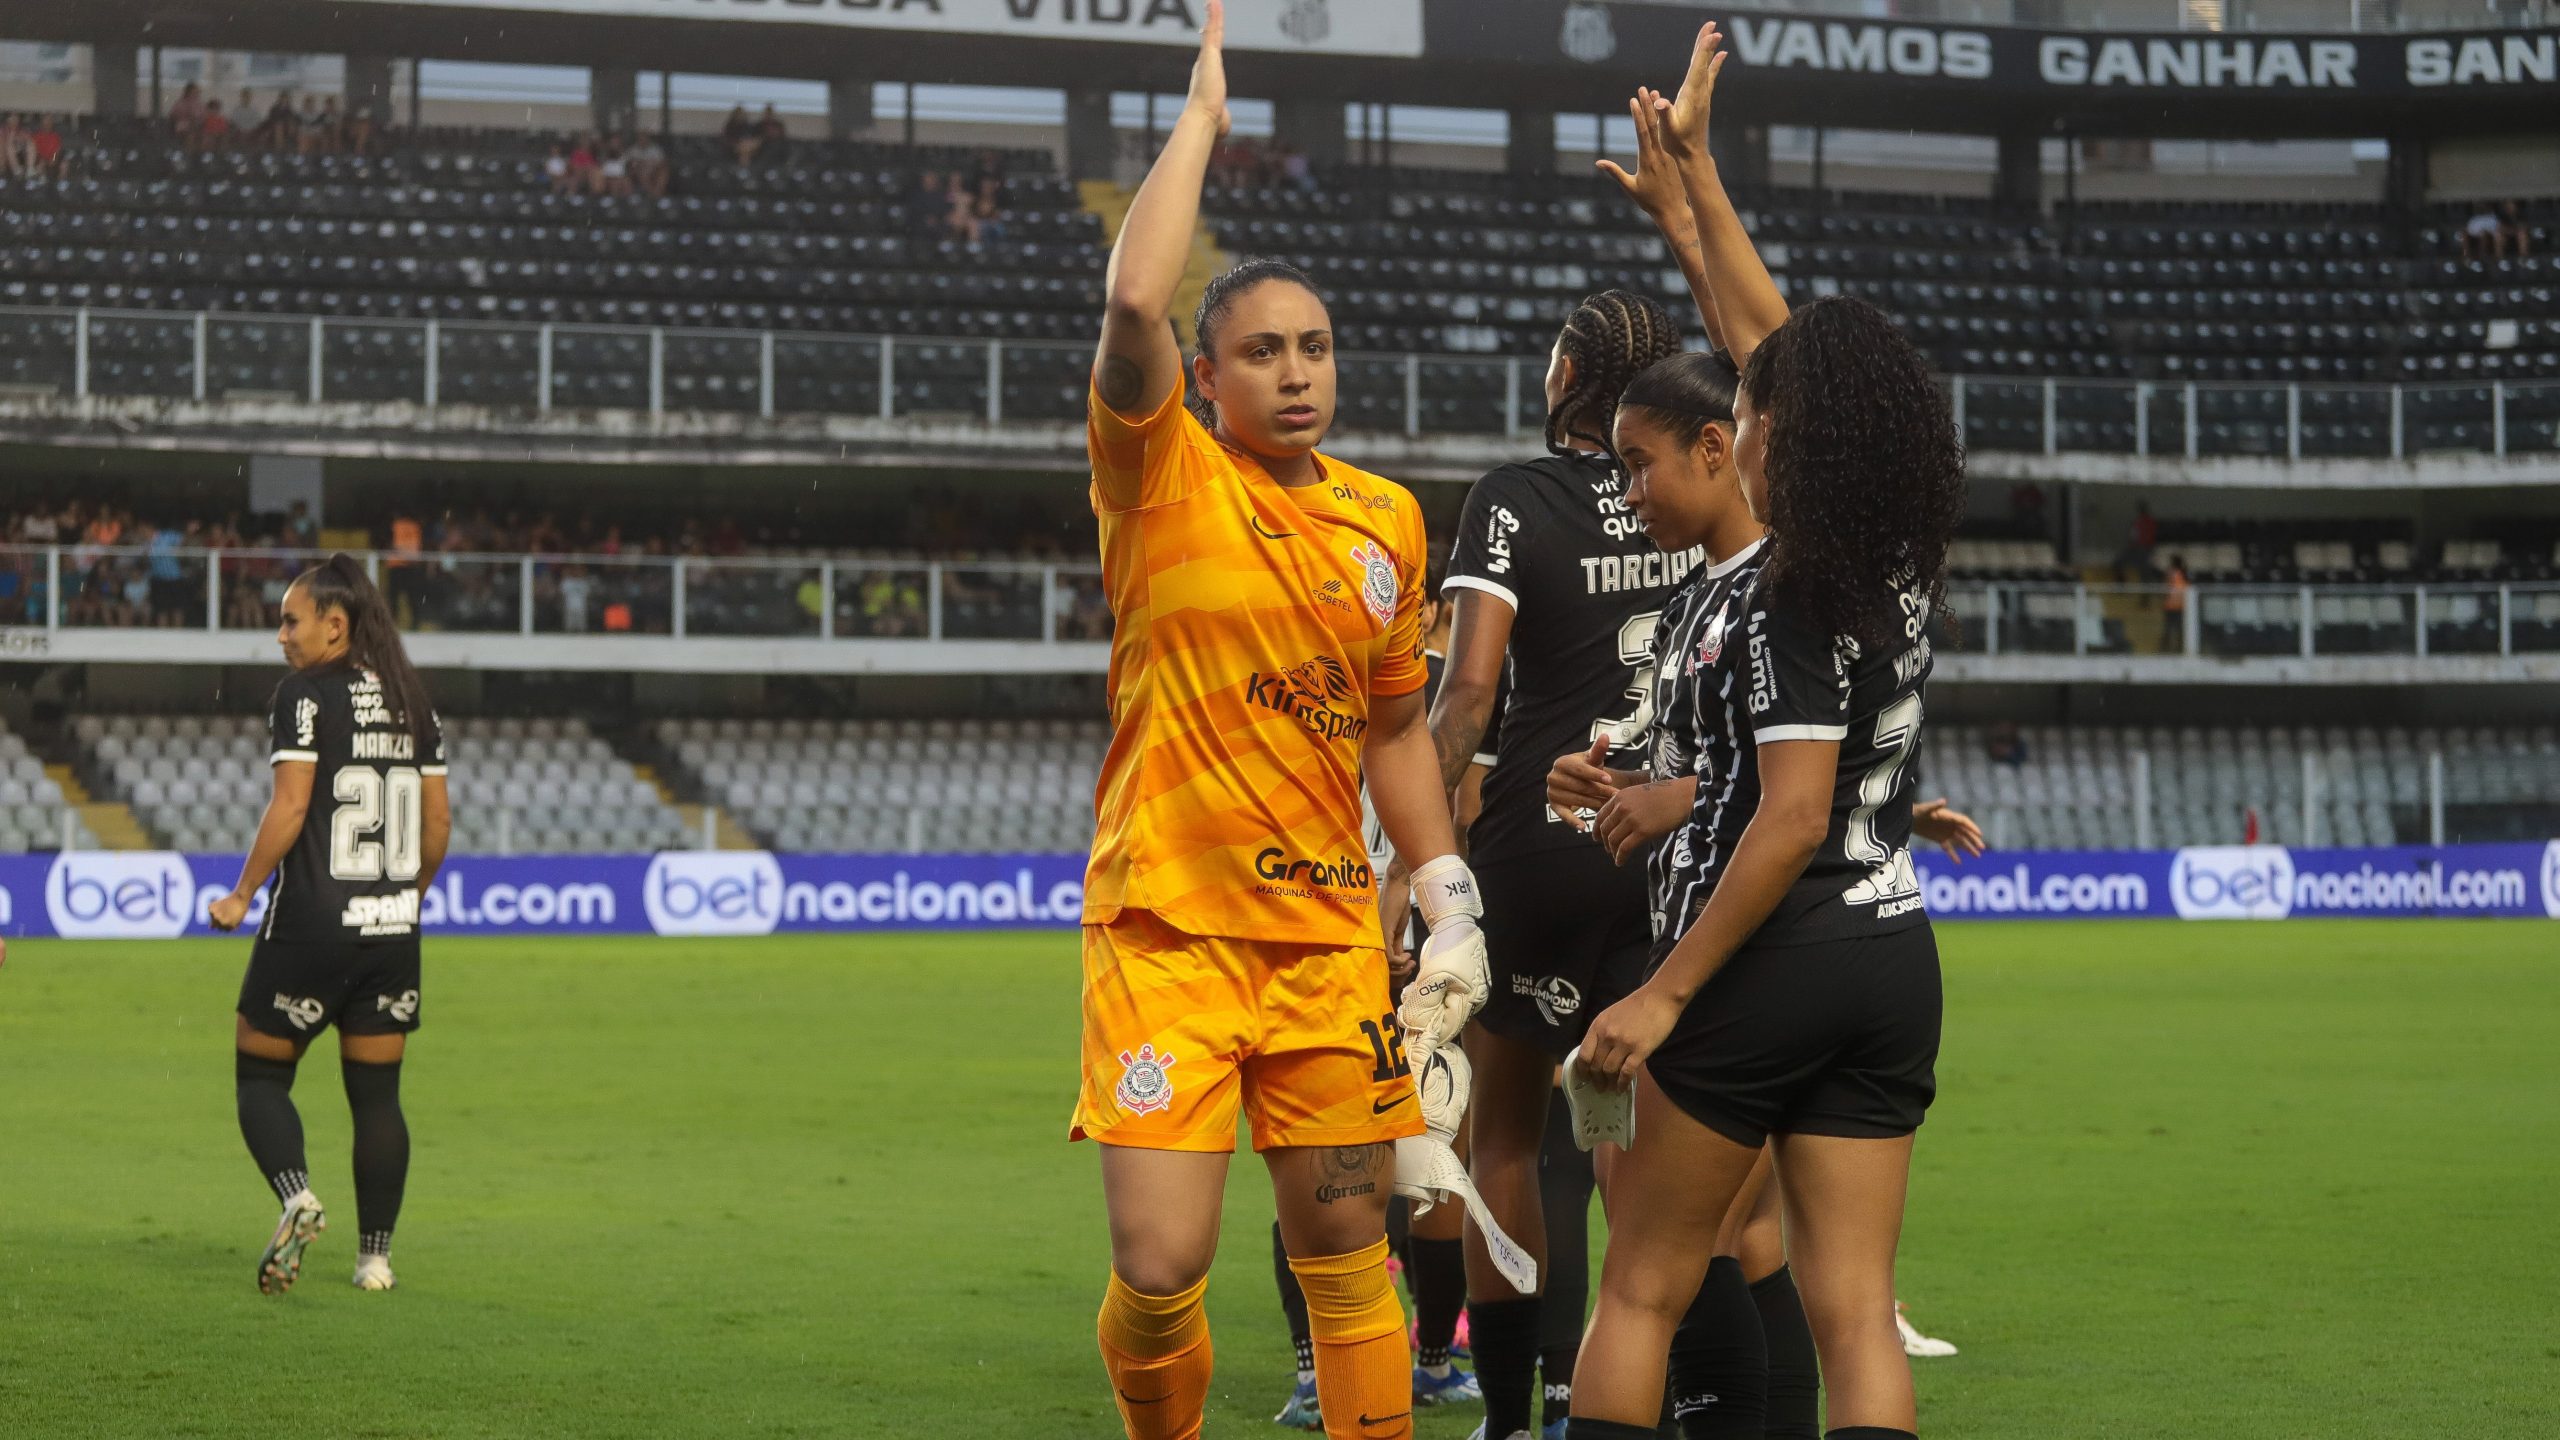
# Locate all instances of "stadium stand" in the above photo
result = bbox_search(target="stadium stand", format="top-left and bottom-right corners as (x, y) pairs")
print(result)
(0, 719), (92, 853)
(73, 712), (689, 853)
(1933, 723), (2560, 851)
(650, 716), (1102, 855)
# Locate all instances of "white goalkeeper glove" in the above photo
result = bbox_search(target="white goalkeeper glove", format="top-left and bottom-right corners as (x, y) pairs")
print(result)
(1392, 1044), (1538, 1295)
(1396, 855), (1488, 1064)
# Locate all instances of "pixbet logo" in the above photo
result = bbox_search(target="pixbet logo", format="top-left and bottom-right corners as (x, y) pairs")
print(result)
(45, 852), (197, 938)
(2169, 846), (2295, 921)
(642, 851), (784, 937)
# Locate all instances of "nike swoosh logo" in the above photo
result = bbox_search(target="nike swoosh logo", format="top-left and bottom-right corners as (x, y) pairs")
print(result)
(1250, 515), (1296, 541)
(1118, 1392), (1167, 1406)
(1372, 1093), (1412, 1115)
(1358, 1413), (1410, 1428)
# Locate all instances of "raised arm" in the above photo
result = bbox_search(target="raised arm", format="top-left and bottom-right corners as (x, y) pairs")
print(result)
(1654, 23), (1789, 360)
(1092, 0), (1231, 470)
(1599, 90), (1727, 355)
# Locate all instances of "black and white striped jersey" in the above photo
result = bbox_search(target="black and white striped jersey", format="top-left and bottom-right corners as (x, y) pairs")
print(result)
(262, 664), (446, 944)
(1649, 556), (1933, 951)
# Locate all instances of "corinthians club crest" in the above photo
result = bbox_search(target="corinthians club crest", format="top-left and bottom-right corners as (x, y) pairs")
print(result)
(1115, 1043), (1179, 1117)
(1561, 3), (1618, 65)
(1277, 0), (1329, 47)
(1349, 540), (1399, 625)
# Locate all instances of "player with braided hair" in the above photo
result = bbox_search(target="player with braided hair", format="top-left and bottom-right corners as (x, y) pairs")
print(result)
(1424, 207), (1712, 1438)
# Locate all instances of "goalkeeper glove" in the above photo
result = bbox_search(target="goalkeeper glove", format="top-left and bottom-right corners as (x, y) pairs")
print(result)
(1396, 855), (1487, 1062)
(1392, 1045), (1538, 1295)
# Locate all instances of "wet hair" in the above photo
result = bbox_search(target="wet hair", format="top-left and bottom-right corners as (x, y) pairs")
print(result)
(1188, 257), (1327, 430)
(1738, 295), (1966, 651)
(288, 554), (437, 747)
(1548, 291), (1683, 456)
(1612, 349), (1740, 448)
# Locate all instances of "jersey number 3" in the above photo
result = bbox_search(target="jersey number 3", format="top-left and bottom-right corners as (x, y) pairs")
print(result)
(331, 765), (424, 882)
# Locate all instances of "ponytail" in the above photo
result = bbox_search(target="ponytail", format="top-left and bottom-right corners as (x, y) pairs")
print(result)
(292, 554), (437, 747)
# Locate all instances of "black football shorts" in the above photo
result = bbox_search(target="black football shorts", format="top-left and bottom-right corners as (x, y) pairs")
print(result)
(237, 937), (423, 1041)
(1644, 922), (1941, 1149)
(1472, 845), (1651, 1056)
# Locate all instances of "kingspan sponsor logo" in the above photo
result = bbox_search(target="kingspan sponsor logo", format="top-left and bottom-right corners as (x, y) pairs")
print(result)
(419, 867), (618, 930)
(1245, 655), (1368, 743)
(1253, 846), (1374, 901)
(779, 867), (1083, 926)
(1920, 861), (2150, 917)
(2288, 857), (2529, 915)
(2170, 846), (2294, 920)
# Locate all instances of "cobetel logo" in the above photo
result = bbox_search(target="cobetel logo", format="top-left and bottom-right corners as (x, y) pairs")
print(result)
(1245, 655), (1368, 743)
(642, 850), (784, 937)
(45, 852), (195, 938)
(2170, 846), (2295, 920)
(2542, 840), (2560, 919)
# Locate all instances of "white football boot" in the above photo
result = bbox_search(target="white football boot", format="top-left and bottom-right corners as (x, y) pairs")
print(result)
(1896, 1300), (1958, 1358)
(352, 1255), (398, 1291)
(256, 1192), (326, 1295)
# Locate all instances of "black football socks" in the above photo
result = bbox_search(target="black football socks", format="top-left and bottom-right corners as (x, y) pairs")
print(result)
(236, 1051), (309, 1203)
(1669, 1255), (1769, 1438)
(341, 1057), (409, 1257)
(1469, 1295), (1544, 1437)
(1752, 1263), (1823, 1440)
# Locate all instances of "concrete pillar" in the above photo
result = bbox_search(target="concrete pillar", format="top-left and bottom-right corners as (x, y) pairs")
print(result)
(827, 75), (875, 140)
(2385, 135), (2428, 250)
(344, 54), (397, 126)
(591, 64), (638, 135)
(92, 42), (140, 118)
(1065, 88), (1115, 183)
(1274, 94), (1347, 168)
(1505, 108), (1553, 179)
(1709, 122), (1770, 194)
(1995, 129), (2043, 216)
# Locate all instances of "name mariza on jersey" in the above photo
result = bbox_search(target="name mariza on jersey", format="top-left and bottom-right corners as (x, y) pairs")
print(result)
(350, 731), (419, 761)
(1581, 549), (1700, 596)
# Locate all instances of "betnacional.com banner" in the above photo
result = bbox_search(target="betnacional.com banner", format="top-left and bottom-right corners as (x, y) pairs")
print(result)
(335, 0), (1425, 57)
(3, 843), (2556, 938)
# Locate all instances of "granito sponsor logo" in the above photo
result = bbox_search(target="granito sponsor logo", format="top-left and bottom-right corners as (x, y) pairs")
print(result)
(780, 868), (1082, 925)
(419, 868), (618, 929)
(1253, 846), (1374, 901)
(2288, 860), (2528, 915)
(1244, 655), (1368, 742)
(1922, 863), (2150, 916)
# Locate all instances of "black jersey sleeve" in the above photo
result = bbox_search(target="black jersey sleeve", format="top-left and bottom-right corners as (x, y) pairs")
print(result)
(1442, 466), (1533, 613)
(268, 672), (324, 766)
(419, 708), (449, 776)
(1742, 597), (1852, 745)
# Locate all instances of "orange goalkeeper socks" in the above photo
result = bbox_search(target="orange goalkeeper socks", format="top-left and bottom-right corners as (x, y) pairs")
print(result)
(1289, 1237), (1413, 1439)
(1097, 1270), (1212, 1440)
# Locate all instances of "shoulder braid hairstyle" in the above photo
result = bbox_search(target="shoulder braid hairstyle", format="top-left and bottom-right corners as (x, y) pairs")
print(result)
(293, 553), (438, 747)
(1737, 294), (1967, 653)
(1548, 290), (1684, 457)
(1187, 257), (1326, 432)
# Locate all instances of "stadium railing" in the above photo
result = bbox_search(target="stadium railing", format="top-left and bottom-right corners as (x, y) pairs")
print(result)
(8, 305), (2556, 461)
(1658, 0), (2559, 31)
(8, 544), (2558, 662)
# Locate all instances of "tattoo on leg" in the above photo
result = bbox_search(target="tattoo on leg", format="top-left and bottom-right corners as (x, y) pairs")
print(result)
(1314, 1144), (1385, 1205)
(1097, 354), (1146, 411)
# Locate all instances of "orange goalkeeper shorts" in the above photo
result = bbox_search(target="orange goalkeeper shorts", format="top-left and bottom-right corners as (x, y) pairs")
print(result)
(1070, 909), (1424, 1153)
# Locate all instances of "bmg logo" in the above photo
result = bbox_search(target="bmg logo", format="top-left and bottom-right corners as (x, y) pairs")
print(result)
(642, 851), (783, 937)
(2169, 846), (2295, 921)
(45, 852), (197, 938)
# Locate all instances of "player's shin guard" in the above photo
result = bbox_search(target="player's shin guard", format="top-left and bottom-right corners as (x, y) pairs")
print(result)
(1289, 1237), (1412, 1439)
(1098, 1270), (1213, 1440)
(341, 1058), (408, 1258)
(235, 1051), (309, 1202)
(1751, 1265), (1822, 1440)
(1667, 1256), (1768, 1439)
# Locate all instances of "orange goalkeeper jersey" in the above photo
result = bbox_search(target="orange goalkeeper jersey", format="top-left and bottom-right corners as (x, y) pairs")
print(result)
(1084, 380), (1428, 949)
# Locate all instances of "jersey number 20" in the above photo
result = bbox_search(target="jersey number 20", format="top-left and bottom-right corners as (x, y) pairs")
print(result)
(331, 765), (424, 882)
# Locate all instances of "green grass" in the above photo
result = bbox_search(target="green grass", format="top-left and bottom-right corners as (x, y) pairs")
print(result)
(1, 922), (2556, 1438)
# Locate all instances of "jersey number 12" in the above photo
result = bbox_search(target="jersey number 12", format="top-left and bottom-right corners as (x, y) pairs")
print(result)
(331, 765), (423, 882)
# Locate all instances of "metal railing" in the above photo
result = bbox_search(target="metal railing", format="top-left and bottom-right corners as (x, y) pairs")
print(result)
(9, 305), (2556, 460)
(1942, 579), (2560, 658)
(0, 545), (1111, 645)
(1658, 0), (2560, 32)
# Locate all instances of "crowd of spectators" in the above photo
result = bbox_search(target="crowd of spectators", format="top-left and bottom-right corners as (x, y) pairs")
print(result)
(544, 131), (672, 198)
(720, 104), (791, 167)
(2460, 200), (2537, 262)
(165, 83), (382, 157)
(1206, 136), (1318, 192)
(915, 151), (1011, 246)
(0, 112), (70, 179)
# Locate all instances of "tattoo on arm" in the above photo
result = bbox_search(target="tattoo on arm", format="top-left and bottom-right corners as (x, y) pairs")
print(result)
(1432, 712), (1488, 793)
(1097, 353), (1146, 412)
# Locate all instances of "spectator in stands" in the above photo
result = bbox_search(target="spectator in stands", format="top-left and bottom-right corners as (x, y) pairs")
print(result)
(599, 139), (631, 198)
(17, 504), (61, 545)
(559, 564), (593, 633)
(167, 82), (205, 142)
(567, 134), (601, 194)
(342, 104), (376, 157)
(1278, 142), (1315, 192)
(258, 91), (300, 152)
(307, 96), (344, 156)
(195, 99), (231, 152)
(755, 105), (788, 165)
(287, 499), (318, 550)
(722, 105), (760, 166)
(2498, 201), (2533, 260)
(2120, 500), (2159, 578)
(2162, 555), (2190, 652)
(625, 131), (668, 198)
(145, 523), (192, 625)
(2463, 203), (2502, 261)
(972, 175), (1008, 244)
(945, 173), (981, 245)
(1987, 720), (2029, 768)
(27, 115), (62, 178)
(544, 143), (573, 195)
(0, 114), (30, 177)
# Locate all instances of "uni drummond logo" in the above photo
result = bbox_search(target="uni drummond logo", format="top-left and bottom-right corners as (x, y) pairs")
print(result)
(45, 852), (206, 938)
(644, 850), (786, 937)
(2169, 846), (2294, 921)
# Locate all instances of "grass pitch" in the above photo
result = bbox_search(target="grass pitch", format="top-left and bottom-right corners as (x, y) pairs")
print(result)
(2, 921), (2555, 1438)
